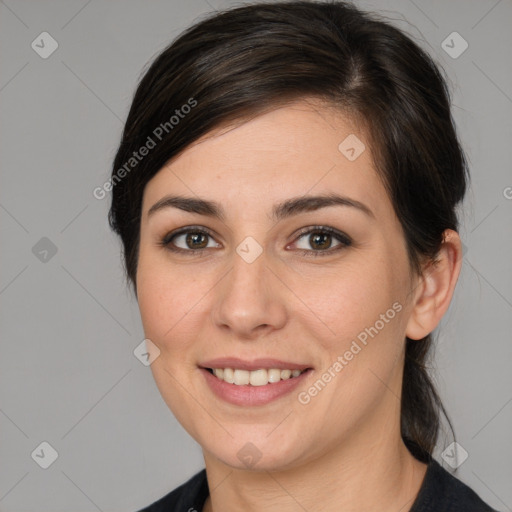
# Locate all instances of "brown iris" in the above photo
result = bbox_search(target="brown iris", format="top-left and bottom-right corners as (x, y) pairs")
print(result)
(186, 232), (209, 249)
(309, 231), (332, 250)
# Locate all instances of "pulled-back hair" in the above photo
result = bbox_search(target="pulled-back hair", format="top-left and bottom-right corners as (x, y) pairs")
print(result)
(109, 0), (468, 462)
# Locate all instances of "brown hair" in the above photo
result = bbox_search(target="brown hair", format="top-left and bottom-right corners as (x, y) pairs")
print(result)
(109, 0), (468, 462)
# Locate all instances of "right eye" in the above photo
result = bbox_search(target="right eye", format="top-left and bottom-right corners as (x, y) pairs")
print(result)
(160, 226), (221, 255)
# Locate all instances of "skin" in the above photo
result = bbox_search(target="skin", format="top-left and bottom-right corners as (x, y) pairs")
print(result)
(136, 98), (463, 512)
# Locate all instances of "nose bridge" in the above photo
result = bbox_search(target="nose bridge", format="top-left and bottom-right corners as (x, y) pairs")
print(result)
(211, 237), (287, 336)
(231, 238), (267, 292)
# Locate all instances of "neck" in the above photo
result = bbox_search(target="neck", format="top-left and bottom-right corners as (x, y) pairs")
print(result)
(202, 419), (427, 512)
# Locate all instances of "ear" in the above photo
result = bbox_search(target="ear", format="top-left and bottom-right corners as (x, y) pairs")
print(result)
(405, 229), (463, 340)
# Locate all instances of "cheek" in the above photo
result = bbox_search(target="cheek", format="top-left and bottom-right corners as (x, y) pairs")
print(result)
(314, 260), (397, 335)
(136, 250), (199, 348)
(136, 253), (208, 434)
(311, 255), (408, 381)
(299, 268), (406, 422)
(136, 249), (222, 375)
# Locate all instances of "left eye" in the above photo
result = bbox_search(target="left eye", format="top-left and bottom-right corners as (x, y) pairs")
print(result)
(291, 227), (352, 256)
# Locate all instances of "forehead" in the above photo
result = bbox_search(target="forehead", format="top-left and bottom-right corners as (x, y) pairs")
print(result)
(142, 99), (391, 221)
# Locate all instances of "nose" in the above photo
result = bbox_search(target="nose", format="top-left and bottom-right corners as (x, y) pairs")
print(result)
(211, 246), (288, 340)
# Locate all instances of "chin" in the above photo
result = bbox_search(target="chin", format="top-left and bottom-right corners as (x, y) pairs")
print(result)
(202, 432), (307, 472)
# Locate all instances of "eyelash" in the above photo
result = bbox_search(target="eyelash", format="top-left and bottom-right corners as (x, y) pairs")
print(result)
(159, 225), (352, 258)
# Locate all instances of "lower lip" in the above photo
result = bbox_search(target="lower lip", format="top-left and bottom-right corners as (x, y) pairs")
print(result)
(200, 368), (312, 406)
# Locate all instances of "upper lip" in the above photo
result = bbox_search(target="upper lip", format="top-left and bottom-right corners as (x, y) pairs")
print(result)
(199, 357), (311, 371)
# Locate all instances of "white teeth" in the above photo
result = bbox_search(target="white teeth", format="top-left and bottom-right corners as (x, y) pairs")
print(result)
(249, 369), (268, 386)
(233, 369), (249, 385)
(210, 367), (306, 385)
(268, 369), (281, 383)
(223, 368), (235, 383)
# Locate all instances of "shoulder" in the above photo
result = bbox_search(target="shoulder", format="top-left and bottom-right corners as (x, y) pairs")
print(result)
(411, 458), (499, 512)
(135, 468), (208, 512)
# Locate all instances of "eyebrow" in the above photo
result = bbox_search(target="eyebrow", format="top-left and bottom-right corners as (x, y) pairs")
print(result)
(147, 193), (374, 221)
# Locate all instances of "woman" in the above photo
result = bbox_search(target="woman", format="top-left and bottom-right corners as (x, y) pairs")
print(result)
(109, 1), (498, 510)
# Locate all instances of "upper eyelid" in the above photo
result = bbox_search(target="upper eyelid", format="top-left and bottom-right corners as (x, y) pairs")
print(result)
(162, 225), (216, 243)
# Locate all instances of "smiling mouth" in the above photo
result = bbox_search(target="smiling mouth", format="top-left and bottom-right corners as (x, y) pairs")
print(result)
(205, 367), (311, 386)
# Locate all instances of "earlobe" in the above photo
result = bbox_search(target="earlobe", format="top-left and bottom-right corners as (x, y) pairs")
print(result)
(405, 229), (463, 341)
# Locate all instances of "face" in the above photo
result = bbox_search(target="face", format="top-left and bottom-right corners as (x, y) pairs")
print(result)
(136, 99), (419, 471)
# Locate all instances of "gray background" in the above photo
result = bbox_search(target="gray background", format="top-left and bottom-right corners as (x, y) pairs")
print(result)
(0, 0), (511, 510)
